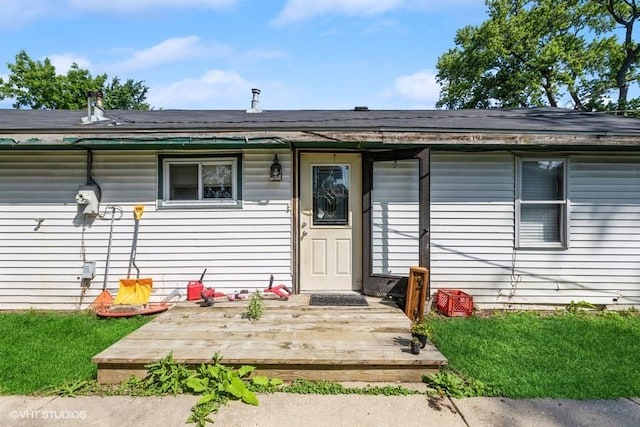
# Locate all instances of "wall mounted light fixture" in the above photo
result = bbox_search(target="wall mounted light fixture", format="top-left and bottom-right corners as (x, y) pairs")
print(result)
(270, 154), (282, 181)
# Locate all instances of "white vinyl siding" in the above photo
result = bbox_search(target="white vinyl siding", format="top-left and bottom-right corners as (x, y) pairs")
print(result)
(371, 160), (419, 276)
(4, 148), (640, 310)
(430, 152), (640, 308)
(0, 150), (292, 310)
(509, 157), (640, 306)
(430, 152), (515, 305)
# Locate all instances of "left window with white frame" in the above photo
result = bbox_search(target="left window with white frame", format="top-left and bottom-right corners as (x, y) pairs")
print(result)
(159, 155), (242, 207)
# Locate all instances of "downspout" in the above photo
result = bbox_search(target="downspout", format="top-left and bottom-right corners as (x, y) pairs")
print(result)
(86, 149), (102, 202)
(77, 148), (103, 305)
(291, 146), (299, 293)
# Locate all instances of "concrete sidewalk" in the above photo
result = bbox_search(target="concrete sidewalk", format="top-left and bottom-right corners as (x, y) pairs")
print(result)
(1, 393), (638, 427)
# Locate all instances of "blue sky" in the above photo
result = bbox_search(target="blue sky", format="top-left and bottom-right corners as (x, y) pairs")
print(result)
(0, 0), (488, 110)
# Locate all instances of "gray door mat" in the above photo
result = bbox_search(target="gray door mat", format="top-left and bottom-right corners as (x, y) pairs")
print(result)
(309, 294), (369, 306)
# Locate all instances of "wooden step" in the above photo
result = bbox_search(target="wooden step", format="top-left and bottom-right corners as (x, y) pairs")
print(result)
(93, 296), (447, 383)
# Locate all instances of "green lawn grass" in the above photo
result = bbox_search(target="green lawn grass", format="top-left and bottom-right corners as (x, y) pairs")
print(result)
(2, 308), (639, 400)
(0, 310), (151, 395)
(429, 310), (640, 399)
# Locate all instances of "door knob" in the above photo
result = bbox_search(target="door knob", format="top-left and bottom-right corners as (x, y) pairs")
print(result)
(301, 230), (308, 237)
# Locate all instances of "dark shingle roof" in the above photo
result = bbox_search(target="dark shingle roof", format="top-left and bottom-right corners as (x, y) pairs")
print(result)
(1, 107), (640, 136)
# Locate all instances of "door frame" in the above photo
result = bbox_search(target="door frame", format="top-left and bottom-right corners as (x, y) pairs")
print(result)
(362, 148), (430, 296)
(294, 150), (363, 293)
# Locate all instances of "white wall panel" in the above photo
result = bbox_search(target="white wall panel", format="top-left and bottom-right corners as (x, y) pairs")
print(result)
(0, 149), (292, 309)
(430, 152), (640, 308)
(371, 160), (419, 276)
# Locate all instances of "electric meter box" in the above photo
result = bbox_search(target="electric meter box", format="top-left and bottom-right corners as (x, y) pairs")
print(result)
(76, 185), (100, 215)
(82, 260), (96, 279)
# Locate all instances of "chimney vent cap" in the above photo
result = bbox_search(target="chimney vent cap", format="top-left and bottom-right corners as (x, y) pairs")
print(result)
(246, 88), (262, 113)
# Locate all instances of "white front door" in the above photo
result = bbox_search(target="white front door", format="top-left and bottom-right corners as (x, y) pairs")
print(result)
(299, 153), (362, 292)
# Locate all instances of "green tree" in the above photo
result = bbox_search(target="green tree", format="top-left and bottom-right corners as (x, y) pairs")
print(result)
(601, 0), (640, 112)
(0, 50), (150, 110)
(436, 0), (639, 113)
(102, 77), (150, 110)
(58, 63), (108, 110)
(0, 50), (61, 109)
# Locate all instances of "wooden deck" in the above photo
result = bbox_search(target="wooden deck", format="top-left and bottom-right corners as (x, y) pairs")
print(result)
(92, 295), (447, 384)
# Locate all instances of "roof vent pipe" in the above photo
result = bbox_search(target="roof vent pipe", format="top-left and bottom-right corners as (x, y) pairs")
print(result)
(94, 90), (105, 120)
(246, 88), (262, 113)
(82, 91), (109, 124)
(86, 91), (93, 119)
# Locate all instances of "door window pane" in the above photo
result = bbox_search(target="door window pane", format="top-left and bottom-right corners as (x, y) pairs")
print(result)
(313, 165), (349, 225)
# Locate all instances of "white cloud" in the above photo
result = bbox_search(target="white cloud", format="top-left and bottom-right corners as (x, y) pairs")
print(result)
(272, 0), (484, 25)
(404, 0), (485, 9)
(273, 0), (404, 26)
(48, 54), (93, 75)
(148, 69), (252, 109)
(66, 0), (236, 12)
(148, 70), (293, 110)
(0, 0), (51, 29)
(0, 0), (236, 28)
(384, 69), (440, 108)
(114, 36), (232, 72)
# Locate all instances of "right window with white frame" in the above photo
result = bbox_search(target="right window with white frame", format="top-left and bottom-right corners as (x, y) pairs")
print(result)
(517, 158), (568, 248)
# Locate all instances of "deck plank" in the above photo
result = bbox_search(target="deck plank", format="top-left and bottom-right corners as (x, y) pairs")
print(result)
(93, 296), (447, 383)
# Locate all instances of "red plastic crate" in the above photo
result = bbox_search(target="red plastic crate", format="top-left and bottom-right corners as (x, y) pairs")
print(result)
(436, 289), (473, 317)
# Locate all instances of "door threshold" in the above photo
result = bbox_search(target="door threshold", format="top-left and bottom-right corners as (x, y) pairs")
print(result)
(300, 290), (363, 294)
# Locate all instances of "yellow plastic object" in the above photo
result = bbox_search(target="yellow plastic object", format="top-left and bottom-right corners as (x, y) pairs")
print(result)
(113, 278), (153, 305)
(134, 205), (145, 220)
